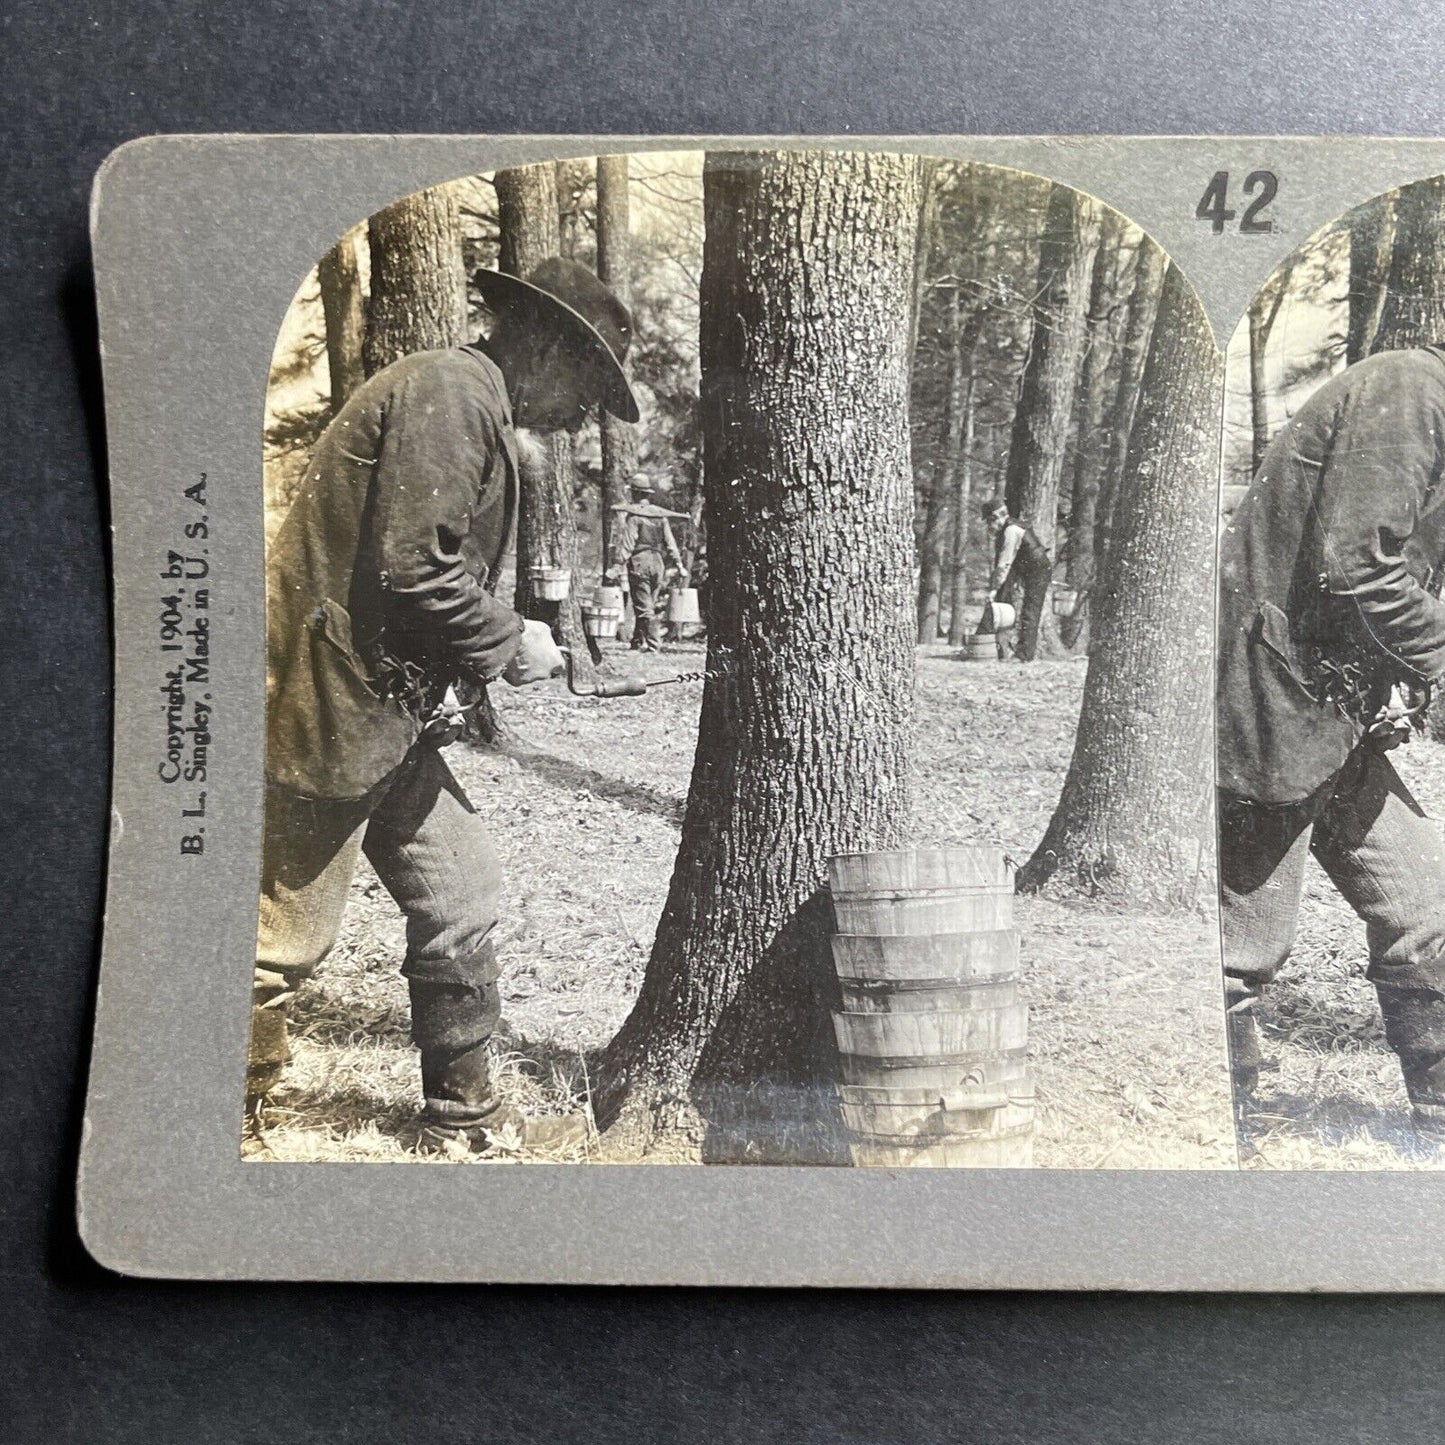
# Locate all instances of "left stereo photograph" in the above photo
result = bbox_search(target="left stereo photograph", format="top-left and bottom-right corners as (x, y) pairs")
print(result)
(246, 150), (1232, 1171)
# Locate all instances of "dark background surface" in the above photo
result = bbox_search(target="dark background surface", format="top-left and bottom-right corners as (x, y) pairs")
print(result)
(8, 2), (1445, 1439)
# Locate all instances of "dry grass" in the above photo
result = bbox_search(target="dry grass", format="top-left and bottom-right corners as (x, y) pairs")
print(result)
(1238, 737), (1445, 1172)
(248, 640), (1234, 1169)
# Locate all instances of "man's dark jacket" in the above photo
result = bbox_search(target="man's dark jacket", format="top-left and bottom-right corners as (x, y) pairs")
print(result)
(267, 344), (524, 800)
(1218, 346), (1445, 804)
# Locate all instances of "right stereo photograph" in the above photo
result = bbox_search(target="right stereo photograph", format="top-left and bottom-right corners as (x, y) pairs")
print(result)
(1219, 173), (1445, 1169)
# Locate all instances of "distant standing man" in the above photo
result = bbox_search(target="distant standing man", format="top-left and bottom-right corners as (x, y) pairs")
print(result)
(606, 471), (684, 652)
(981, 497), (1053, 661)
(256, 257), (640, 1153)
(1217, 346), (1445, 1149)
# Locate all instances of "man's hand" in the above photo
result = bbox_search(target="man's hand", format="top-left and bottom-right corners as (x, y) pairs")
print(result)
(502, 619), (566, 687)
(603, 567), (621, 584)
(420, 685), (467, 747)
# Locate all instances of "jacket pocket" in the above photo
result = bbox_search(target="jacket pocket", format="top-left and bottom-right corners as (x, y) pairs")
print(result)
(1253, 601), (1320, 702)
(267, 597), (418, 800)
(1216, 600), (1353, 804)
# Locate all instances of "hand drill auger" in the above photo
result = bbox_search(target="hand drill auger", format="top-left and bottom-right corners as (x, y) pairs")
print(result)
(558, 647), (711, 698)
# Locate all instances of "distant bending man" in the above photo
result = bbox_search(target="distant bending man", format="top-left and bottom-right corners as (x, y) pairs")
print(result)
(981, 497), (1053, 661)
(256, 258), (640, 1153)
(1217, 345), (1445, 1149)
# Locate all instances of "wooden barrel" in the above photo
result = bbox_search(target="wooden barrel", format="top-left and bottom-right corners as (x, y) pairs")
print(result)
(962, 635), (997, 662)
(828, 846), (1033, 1168)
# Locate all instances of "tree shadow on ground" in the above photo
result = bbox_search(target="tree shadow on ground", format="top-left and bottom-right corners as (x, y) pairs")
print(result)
(690, 893), (854, 1167)
(496, 742), (686, 824)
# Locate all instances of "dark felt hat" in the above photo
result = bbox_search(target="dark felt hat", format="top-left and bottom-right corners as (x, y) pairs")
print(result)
(474, 257), (640, 423)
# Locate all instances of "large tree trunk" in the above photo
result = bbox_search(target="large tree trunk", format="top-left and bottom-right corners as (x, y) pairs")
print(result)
(317, 229), (366, 412)
(363, 186), (467, 377)
(1002, 185), (1102, 657)
(597, 151), (923, 1161)
(494, 163), (589, 658)
(1094, 237), (1167, 606)
(596, 155), (639, 569)
(1017, 263), (1221, 908)
(1373, 175), (1445, 352)
(1347, 190), (1396, 365)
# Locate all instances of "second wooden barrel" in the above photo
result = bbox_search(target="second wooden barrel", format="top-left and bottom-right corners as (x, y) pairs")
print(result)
(828, 846), (1034, 1168)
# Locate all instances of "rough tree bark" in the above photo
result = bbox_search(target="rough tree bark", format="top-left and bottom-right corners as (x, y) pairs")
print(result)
(317, 229), (366, 413)
(596, 155), (639, 568)
(1094, 237), (1167, 607)
(1002, 185), (1102, 656)
(1017, 262), (1221, 908)
(597, 151), (923, 1161)
(363, 186), (467, 377)
(1347, 190), (1396, 365)
(494, 163), (588, 657)
(1372, 175), (1445, 352)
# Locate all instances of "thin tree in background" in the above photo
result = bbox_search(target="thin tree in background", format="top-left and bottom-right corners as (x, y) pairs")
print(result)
(363, 186), (467, 377)
(1018, 263), (1221, 907)
(317, 228), (366, 413)
(1002, 184), (1103, 656)
(494, 162), (588, 657)
(597, 155), (639, 567)
(598, 151), (924, 1160)
(1060, 210), (1130, 649)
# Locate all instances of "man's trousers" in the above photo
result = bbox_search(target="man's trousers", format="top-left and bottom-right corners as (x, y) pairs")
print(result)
(1219, 745), (1445, 1111)
(256, 742), (504, 1114)
(627, 551), (666, 649)
(997, 570), (1050, 662)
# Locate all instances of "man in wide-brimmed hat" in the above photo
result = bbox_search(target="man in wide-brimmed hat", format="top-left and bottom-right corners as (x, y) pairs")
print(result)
(255, 257), (639, 1154)
(605, 470), (685, 651)
(1218, 345), (1445, 1151)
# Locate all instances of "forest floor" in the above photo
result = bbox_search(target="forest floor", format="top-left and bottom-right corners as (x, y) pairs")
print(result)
(1239, 735), (1445, 1172)
(247, 641), (1235, 1170)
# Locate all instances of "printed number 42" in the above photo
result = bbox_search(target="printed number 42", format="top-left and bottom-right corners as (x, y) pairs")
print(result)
(1196, 170), (1277, 234)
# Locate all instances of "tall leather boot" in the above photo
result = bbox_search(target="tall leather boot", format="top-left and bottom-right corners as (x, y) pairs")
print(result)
(247, 967), (296, 1123)
(1225, 979), (1268, 1100)
(1376, 983), (1445, 1151)
(410, 974), (587, 1156)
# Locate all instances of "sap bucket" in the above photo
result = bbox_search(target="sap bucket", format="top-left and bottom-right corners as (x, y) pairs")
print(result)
(529, 565), (572, 601)
(581, 604), (621, 639)
(668, 587), (702, 625)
